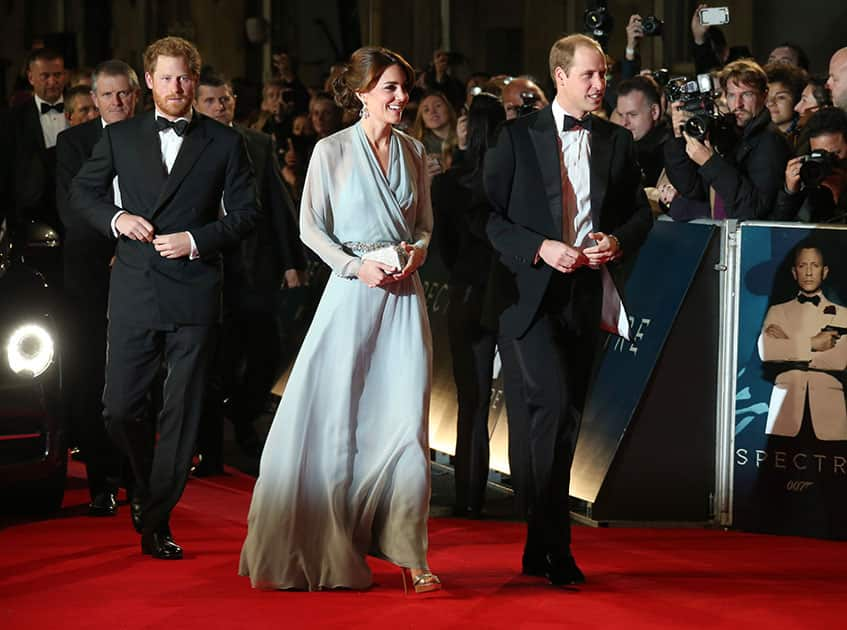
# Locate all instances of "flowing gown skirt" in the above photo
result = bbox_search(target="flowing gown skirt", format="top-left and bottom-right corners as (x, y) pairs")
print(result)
(239, 272), (433, 590)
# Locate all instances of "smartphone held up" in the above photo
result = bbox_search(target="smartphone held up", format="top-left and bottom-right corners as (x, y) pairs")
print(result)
(698, 6), (730, 26)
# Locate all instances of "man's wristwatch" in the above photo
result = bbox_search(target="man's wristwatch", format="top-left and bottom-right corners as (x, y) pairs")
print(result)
(608, 233), (621, 253)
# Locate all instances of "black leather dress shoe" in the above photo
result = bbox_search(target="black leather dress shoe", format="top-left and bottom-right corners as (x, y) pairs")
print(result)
(130, 498), (144, 534)
(545, 553), (586, 586)
(88, 491), (118, 517)
(522, 552), (586, 585)
(141, 530), (183, 560)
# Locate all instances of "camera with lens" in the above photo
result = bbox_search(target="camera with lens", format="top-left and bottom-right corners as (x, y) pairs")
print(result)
(641, 15), (664, 37)
(666, 73), (735, 151)
(799, 150), (839, 187)
(584, 5), (614, 42)
(517, 91), (540, 118)
(650, 68), (670, 87)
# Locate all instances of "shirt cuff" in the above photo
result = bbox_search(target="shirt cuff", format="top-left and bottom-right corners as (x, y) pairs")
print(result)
(187, 231), (199, 260)
(110, 210), (126, 237)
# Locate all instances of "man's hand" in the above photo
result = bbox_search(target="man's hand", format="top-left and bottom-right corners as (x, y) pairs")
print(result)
(670, 101), (692, 138)
(116, 213), (155, 242)
(784, 156), (805, 193)
(583, 232), (622, 268)
(284, 268), (306, 288)
(357, 259), (397, 288)
(539, 239), (588, 273)
(764, 323), (789, 339)
(691, 3), (709, 45)
(683, 132), (714, 166)
(626, 14), (643, 59)
(811, 330), (839, 352)
(153, 232), (192, 259)
(659, 181), (679, 205)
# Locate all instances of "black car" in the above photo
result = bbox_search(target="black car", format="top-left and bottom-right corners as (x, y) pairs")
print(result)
(0, 218), (67, 513)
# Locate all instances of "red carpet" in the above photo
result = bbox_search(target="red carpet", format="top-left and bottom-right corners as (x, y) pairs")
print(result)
(2, 463), (847, 629)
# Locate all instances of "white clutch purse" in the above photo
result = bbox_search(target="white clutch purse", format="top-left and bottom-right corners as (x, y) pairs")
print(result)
(361, 244), (409, 272)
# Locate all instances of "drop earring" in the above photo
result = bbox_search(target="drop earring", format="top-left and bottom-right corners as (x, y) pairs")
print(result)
(360, 100), (369, 119)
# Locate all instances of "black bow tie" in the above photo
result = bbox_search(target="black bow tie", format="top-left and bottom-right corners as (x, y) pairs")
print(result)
(155, 116), (189, 136)
(562, 114), (591, 132)
(797, 294), (821, 306)
(40, 101), (64, 114)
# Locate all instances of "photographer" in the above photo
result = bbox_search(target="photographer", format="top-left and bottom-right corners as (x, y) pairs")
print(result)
(664, 59), (791, 220)
(249, 78), (295, 149)
(772, 107), (847, 223)
(621, 14), (664, 80)
(501, 76), (548, 120)
(420, 49), (466, 113)
(690, 4), (751, 74)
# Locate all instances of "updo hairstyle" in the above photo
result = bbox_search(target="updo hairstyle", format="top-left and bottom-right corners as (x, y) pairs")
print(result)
(330, 46), (415, 113)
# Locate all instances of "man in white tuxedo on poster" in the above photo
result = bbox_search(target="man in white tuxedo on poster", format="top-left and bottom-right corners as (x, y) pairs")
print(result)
(758, 243), (847, 441)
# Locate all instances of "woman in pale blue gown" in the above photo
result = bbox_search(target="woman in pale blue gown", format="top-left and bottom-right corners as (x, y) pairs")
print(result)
(239, 47), (441, 593)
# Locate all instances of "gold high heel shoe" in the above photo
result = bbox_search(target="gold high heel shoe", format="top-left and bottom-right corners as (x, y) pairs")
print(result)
(401, 569), (442, 594)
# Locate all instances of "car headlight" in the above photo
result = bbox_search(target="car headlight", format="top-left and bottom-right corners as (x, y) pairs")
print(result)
(6, 324), (55, 377)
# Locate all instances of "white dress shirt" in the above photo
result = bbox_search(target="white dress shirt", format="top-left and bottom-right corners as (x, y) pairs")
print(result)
(33, 94), (68, 148)
(550, 100), (631, 340)
(111, 108), (199, 258)
(551, 99), (593, 248)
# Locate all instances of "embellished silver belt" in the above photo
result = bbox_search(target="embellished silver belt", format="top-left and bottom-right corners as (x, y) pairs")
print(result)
(343, 240), (398, 254)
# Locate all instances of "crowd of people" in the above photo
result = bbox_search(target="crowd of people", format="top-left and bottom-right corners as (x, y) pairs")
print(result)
(1, 2), (846, 595)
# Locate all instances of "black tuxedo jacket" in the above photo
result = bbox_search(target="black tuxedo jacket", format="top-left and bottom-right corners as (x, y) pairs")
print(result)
(232, 125), (305, 296)
(56, 117), (113, 299)
(484, 105), (653, 339)
(70, 111), (259, 327)
(56, 117), (106, 240)
(0, 97), (60, 231)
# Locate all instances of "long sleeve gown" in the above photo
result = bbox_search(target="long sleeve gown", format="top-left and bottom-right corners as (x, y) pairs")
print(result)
(239, 122), (434, 590)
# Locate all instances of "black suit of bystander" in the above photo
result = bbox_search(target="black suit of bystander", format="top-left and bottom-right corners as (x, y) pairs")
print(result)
(56, 117), (123, 511)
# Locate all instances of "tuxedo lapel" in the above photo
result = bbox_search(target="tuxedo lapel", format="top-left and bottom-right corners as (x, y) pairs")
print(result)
(24, 99), (47, 151)
(589, 118), (612, 227)
(529, 106), (563, 238)
(154, 115), (212, 214)
(131, 112), (168, 210)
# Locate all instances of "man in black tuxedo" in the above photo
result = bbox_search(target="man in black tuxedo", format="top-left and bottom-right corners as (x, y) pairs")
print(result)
(0, 48), (67, 236)
(193, 72), (306, 473)
(484, 34), (652, 585)
(71, 37), (259, 559)
(56, 59), (141, 517)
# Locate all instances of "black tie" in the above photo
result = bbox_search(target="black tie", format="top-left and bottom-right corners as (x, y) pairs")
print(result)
(156, 116), (189, 137)
(797, 294), (821, 306)
(40, 101), (64, 114)
(562, 114), (592, 132)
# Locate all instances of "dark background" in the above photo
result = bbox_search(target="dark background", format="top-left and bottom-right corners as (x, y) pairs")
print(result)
(2, 1), (845, 110)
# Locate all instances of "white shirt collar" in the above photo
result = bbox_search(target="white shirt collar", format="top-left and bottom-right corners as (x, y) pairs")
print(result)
(551, 99), (589, 134)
